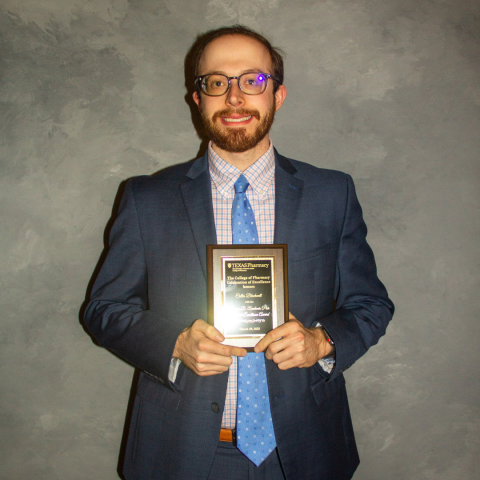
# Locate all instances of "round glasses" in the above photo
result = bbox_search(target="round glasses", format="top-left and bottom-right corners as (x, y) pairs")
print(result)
(195, 72), (280, 96)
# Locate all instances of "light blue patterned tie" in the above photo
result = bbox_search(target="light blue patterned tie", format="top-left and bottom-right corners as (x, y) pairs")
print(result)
(233, 174), (277, 466)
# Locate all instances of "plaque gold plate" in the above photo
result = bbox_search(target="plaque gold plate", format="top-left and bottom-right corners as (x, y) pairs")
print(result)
(207, 245), (288, 350)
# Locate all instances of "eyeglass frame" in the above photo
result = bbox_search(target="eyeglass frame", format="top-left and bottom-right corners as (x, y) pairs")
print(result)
(194, 72), (281, 96)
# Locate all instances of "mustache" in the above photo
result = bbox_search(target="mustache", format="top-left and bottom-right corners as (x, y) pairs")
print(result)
(212, 108), (261, 122)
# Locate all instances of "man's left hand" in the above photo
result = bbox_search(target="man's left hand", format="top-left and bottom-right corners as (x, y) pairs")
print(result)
(254, 313), (332, 370)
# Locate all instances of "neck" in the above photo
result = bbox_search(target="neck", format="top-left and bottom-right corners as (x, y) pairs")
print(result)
(211, 136), (271, 171)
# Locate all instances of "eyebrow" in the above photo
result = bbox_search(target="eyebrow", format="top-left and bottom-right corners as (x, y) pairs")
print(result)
(198, 69), (270, 77)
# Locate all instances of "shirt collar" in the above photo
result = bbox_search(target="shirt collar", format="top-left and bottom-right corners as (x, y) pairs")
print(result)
(208, 141), (275, 199)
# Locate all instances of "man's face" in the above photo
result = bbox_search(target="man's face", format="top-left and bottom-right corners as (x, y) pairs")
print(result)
(193, 35), (286, 154)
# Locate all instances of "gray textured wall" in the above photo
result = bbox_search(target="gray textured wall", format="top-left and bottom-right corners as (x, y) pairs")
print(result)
(1, 0), (479, 479)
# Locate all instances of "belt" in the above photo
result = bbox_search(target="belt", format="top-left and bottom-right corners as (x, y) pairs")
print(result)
(219, 428), (236, 446)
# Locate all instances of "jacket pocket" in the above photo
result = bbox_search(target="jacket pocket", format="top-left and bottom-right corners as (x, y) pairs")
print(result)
(136, 372), (181, 410)
(311, 374), (346, 406)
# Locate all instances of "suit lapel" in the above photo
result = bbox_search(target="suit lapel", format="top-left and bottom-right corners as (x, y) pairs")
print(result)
(180, 151), (303, 279)
(180, 154), (217, 281)
(273, 151), (304, 245)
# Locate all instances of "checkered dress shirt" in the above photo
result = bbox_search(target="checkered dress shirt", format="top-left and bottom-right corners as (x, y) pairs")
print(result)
(208, 141), (276, 429)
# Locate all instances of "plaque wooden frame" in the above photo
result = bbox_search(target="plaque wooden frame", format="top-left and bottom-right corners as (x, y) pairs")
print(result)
(207, 244), (288, 350)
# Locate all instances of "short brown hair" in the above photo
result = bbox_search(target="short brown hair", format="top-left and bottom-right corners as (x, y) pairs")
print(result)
(188, 25), (284, 92)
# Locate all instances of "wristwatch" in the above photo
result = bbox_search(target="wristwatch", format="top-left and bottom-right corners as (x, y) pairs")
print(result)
(320, 327), (336, 359)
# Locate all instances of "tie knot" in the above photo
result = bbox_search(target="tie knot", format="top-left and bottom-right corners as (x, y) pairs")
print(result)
(234, 174), (249, 194)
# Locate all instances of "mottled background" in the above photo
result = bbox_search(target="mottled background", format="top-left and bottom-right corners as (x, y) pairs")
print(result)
(1, 0), (479, 479)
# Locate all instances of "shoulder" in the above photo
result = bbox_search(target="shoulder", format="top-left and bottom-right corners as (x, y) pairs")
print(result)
(124, 156), (208, 199)
(116, 159), (206, 214)
(276, 152), (353, 188)
(128, 161), (195, 190)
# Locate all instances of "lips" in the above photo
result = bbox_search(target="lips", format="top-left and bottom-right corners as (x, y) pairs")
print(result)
(212, 109), (260, 123)
(222, 115), (252, 123)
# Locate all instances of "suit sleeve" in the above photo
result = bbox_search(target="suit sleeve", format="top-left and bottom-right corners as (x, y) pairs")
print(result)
(83, 180), (185, 391)
(315, 174), (394, 381)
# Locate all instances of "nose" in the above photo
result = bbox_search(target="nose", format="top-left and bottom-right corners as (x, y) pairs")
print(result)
(225, 78), (245, 107)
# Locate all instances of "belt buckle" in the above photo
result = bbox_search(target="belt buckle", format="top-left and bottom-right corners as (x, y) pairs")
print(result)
(220, 428), (236, 446)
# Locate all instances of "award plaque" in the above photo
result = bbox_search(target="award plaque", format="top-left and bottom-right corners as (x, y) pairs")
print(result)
(207, 245), (288, 350)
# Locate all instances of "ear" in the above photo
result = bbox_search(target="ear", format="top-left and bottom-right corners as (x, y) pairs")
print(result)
(274, 84), (287, 111)
(193, 91), (201, 108)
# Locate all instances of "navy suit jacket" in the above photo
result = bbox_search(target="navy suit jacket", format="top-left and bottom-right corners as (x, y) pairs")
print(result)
(84, 150), (394, 480)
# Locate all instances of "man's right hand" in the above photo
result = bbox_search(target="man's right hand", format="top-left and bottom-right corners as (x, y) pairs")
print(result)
(173, 319), (247, 376)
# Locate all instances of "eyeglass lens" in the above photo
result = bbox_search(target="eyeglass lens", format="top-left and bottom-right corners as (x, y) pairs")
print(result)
(200, 73), (269, 96)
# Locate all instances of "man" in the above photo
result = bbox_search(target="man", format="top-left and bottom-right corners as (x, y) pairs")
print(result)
(84, 25), (394, 480)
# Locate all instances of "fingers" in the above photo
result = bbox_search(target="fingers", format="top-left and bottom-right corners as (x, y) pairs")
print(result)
(270, 341), (308, 368)
(254, 317), (323, 370)
(196, 336), (246, 360)
(186, 344), (246, 376)
(192, 320), (246, 357)
(192, 318), (224, 342)
(254, 325), (285, 353)
(187, 352), (233, 376)
(262, 330), (306, 366)
(191, 320), (246, 356)
(180, 342), (232, 376)
(266, 330), (304, 356)
(254, 320), (296, 353)
(174, 319), (247, 376)
(228, 346), (248, 358)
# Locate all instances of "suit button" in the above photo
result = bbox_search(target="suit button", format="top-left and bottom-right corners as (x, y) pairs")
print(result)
(211, 402), (220, 413)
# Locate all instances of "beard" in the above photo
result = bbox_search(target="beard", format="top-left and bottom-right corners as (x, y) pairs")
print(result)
(199, 102), (276, 153)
